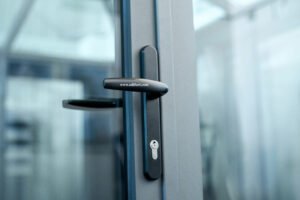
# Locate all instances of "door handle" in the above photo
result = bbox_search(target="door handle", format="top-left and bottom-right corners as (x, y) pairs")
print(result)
(62, 77), (168, 110)
(103, 78), (168, 98)
(104, 46), (165, 180)
(62, 46), (166, 180)
(62, 98), (122, 110)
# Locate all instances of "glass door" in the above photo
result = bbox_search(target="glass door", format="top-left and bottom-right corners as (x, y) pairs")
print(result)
(0, 0), (129, 200)
(193, 0), (300, 199)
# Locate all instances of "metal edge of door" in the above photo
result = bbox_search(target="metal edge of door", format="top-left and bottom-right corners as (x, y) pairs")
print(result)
(127, 0), (203, 199)
(120, 0), (136, 199)
(129, 0), (163, 199)
(155, 0), (204, 200)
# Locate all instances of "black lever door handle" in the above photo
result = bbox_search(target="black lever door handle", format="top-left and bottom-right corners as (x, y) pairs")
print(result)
(62, 98), (122, 110)
(102, 46), (165, 180)
(62, 46), (165, 180)
(103, 78), (168, 98)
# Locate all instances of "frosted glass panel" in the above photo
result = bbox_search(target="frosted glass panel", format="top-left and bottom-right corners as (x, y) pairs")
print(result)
(0, 0), (24, 47)
(0, 0), (125, 200)
(194, 0), (300, 199)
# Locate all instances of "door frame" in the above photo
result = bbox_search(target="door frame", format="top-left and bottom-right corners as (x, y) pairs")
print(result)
(127, 0), (203, 199)
(157, 0), (203, 199)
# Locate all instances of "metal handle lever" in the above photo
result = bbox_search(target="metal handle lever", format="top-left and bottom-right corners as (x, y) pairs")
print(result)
(103, 46), (165, 180)
(62, 46), (165, 180)
(103, 78), (168, 98)
(62, 98), (122, 111)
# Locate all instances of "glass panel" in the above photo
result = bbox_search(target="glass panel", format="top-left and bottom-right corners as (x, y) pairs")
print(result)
(194, 0), (300, 199)
(0, 0), (125, 200)
(0, 0), (24, 47)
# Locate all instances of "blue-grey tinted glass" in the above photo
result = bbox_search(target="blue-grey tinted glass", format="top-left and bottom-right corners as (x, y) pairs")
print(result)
(0, 0), (124, 200)
(194, 0), (300, 200)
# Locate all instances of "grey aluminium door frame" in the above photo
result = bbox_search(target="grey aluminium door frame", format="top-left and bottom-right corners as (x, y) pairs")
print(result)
(157, 0), (203, 199)
(128, 0), (203, 199)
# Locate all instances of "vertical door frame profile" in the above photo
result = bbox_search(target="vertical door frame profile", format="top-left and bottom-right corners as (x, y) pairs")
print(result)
(128, 0), (204, 199)
(128, 0), (163, 199)
(120, 0), (136, 199)
(156, 0), (204, 199)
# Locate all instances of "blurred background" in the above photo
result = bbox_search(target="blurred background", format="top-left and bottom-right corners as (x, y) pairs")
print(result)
(193, 0), (300, 200)
(0, 0), (125, 200)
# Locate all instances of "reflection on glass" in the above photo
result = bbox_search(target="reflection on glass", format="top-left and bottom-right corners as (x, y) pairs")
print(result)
(193, 0), (225, 30)
(194, 0), (300, 200)
(0, 0), (124, 200)
(11, 0), (116, 62)
(0, 0), (24, 47)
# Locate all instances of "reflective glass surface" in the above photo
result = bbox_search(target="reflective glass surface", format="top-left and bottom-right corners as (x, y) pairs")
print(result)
(0, 0), (124, 200)
(194, 0), (300, 199)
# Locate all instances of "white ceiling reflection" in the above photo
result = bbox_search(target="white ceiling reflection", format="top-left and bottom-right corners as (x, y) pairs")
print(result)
(193, 0), (225, 30)
(228, 0), (264, 7)
(193, 0), (270, 30)
(1, 0), (115, 63)
(0, 0), (24, 48)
